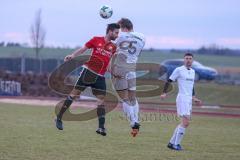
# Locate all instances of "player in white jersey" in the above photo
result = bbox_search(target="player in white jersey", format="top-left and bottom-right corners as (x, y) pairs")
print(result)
(111, 18), (145, 137)
(160, 53), (202, 150)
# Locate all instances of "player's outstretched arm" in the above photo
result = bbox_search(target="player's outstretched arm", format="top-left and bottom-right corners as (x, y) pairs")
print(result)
(64, 46), (88, 62)
(160, 79), (173, 99)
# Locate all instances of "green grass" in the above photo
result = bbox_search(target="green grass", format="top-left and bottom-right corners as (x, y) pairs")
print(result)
(137, 82), (240, 106)
(0, 103), (240, 160)
(106, 78), (240, 106)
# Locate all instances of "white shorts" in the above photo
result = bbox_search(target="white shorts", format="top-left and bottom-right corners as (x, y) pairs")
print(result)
(112, 65), (136, 91)
(176, 95), (192, 117)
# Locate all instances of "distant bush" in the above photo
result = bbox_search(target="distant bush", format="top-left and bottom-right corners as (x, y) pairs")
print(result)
(197, 44), (240, 56)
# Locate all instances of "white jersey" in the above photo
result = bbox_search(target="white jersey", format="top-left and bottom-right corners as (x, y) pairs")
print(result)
(115, 31), (145, 64)
(169, 65), (195, 98)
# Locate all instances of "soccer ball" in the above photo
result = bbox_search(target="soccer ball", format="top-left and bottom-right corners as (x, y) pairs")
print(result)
(99, 5), (113, 19)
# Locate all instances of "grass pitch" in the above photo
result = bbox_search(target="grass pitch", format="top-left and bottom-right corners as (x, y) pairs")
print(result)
(137, 82), (240, 106)
(0, 103), (240, 160)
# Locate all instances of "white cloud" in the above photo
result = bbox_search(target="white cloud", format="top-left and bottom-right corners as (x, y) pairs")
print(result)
(217, 38), (240, 46)
(2, 32), (29, 43)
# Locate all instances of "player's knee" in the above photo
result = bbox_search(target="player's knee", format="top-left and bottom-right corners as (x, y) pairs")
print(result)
(97, 100), (104, 106)
(96, 95), (105, 105)
(129, 98), (136, 106)
(121, 98), (130, 105)
(70, 88), (81, 95)
(183, 120), (190, 128)
(64, 95), (74, 107)
(128, 96), (137, 106)
(96, 94), (105, 99)
(97, 105), (105, 117)
(69, 93), (78, 100)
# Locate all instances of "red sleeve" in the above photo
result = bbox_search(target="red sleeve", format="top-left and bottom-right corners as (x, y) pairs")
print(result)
(85, 37), (96, 48)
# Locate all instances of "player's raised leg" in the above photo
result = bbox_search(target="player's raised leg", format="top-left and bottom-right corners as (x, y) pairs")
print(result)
(95, 94), (107, 136)
(128, 88), (140, 137)
(90, 73), (108, 136)
(111, 18), (145, 137)
(55, 88), (82, 130)
(116, 88), (136, 127)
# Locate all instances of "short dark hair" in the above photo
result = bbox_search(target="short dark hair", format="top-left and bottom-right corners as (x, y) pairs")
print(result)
(106, 23), (120, 34)
(184, 53), (194, 57)
(118, 18), (133, 30)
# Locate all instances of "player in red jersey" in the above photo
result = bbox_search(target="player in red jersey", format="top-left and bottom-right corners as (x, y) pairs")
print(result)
(55, 23), (120, 136)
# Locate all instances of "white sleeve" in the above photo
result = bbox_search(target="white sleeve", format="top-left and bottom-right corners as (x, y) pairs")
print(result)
(169, 68), (180, 81)
(115, 34), (125, 46)
(141, 34), (146, 47)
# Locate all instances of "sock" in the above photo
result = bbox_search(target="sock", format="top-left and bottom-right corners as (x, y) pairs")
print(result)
(169, 125), (179, 144)
(133, 100), (139, 123)
(174, 125), (186, 145)
(97, 105), (105, 129)
(122, 101), (128, 116)
(57, 96), (73, 120)
(128, 104), (135, 127)
(123, 101), (135, 126)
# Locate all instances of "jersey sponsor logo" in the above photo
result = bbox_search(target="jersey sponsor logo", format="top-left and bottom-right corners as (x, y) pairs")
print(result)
(96, 47), (113, 57)
(186, 78), (194, 81)
(108, 45), (113, 50)
(105, 43), (115, 52)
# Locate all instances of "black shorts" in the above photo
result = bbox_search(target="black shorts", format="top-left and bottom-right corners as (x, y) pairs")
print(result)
(74, 67), (106, 96)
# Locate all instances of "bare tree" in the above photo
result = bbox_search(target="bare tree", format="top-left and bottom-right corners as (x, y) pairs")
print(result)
(30, 9), (46, 73)
(30, 9), (46, 58)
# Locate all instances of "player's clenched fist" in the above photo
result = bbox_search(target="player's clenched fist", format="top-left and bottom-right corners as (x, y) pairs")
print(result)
(160, 93), (167, 100)
(192, 96), (202, 106)
(64, 55), (73, 62)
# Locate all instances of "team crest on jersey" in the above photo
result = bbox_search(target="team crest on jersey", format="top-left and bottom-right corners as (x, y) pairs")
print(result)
(108, 45), (113, 51)
(105, 43), (115, 52)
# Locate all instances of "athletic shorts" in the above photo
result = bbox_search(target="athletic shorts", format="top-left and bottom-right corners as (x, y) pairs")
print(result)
(176, 94), (192, 117)
(112, 66), (136, 91)
(74, 67), (106, 95)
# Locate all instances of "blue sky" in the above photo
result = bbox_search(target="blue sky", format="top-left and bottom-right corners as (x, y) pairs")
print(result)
(1, 0), (240, 49)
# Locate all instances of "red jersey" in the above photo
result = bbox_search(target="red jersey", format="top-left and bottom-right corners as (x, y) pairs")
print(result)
(84, 36), (116, 76)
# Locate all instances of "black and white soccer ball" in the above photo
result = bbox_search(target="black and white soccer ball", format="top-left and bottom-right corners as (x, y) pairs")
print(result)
(99, 5), (113, 19)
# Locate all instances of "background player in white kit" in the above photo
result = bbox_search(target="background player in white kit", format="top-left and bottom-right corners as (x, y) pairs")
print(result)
(111, 18), (145, 137)
(160, 53), (202, 150)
